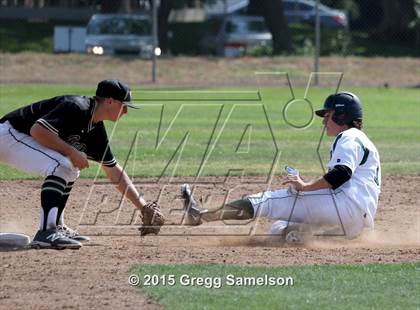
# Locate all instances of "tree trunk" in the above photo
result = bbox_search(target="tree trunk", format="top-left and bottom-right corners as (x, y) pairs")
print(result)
(121, 0), (132, 13)
(157, 0), (173, 54)
(100, 0), (122, 13)
(377, 0), (415, 38)
(249, 0), (292, 53)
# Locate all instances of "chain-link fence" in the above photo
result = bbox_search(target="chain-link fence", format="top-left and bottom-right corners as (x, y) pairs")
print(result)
(308, 0), (419, 57)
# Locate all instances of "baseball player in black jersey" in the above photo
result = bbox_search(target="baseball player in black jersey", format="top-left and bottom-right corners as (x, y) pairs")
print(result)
(0, 80), (164, 249)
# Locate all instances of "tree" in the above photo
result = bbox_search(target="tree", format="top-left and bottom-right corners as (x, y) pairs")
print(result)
(99, 0), (142, 13)
(157, 0), (174, 54)
(100, 0), (122, 13)
(248, 0), (292, 53)
(410, 0), (420, 47)
(151, 0), (215, 54)
(376, 0), (416, 40)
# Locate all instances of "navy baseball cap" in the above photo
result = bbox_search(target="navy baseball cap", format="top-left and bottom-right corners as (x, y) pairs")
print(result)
(96, 79), (139, 109)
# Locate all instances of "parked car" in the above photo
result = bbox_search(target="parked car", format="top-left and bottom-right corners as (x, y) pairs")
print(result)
(283, 0), (348, 29)
(85, 14), (153, 57)
(199, 15), (272, 57)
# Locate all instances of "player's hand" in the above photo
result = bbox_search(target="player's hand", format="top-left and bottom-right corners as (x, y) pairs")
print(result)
(69, 148), (89, 170)
(283, 175), (306, 191)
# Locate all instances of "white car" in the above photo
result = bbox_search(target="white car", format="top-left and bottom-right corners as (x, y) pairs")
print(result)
(85, 14), (153, 57)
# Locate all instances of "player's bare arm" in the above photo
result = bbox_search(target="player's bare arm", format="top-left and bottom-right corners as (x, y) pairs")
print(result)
(102, 163), (146, 210)
(30, 123), (89, 170)
(102, 163), (165, 235)
(283, 175), (332, 192)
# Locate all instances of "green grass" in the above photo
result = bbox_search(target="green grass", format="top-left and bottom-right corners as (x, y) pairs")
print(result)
(0, 84), (419, 179)
(130, 262), (420, 310)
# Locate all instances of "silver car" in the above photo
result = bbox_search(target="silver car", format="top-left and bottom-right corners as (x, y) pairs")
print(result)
(200, 15), (272, 57)
(85, 14), (153, 57)
(283, 0), (348, 29)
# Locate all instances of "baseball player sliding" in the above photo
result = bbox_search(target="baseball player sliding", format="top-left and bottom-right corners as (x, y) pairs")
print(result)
(0, 80), (164, 250)
(181, 92), (381, 241)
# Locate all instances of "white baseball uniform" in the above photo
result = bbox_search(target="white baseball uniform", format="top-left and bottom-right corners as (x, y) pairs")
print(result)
(248, 127), (381, 238)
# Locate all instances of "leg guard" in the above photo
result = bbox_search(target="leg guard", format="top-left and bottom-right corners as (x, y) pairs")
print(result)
(202, 198), (254, 221)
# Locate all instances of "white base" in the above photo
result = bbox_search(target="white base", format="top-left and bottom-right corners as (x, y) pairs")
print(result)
(0, 233), (31, 248)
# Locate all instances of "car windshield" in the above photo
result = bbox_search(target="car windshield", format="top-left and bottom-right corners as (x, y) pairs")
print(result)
(284, 0), (330, 12)
(87, 17), (151, 35)
(226, 19), (268, 34)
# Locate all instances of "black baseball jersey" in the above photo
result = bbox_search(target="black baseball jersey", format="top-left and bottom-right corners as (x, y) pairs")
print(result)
(0, 95), (117, 167)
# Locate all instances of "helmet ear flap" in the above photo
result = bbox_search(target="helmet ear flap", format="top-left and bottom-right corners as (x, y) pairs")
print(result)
(332, 111), (346, 125)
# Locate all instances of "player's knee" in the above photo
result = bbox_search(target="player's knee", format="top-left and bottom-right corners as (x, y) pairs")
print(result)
(54, 157), (80, 183)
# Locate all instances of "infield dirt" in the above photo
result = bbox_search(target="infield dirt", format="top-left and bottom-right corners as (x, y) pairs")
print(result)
(0, 176), (419, 309)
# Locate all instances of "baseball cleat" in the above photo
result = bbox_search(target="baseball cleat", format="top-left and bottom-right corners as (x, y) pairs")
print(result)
(57, 225), (90, 242)
(31, 228), (82, 250)
(284, 222), (312, 245)
(180, 184), (208, 226)
(270, 221), (308, 244)
(285, 230), (305, 245)
(270, 220), (292, 236)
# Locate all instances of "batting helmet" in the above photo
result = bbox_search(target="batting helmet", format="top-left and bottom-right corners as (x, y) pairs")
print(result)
(315, 92), (363, 125)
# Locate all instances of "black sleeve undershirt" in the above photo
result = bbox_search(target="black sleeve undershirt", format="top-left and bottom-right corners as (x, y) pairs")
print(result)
(323, 165), (352, 190)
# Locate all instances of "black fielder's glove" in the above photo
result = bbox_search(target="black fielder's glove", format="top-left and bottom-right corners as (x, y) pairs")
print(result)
(139, 201), (165, 236)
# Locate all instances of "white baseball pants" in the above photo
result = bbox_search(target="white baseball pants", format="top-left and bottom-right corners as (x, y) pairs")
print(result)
(0, 121), (79, 183)
(248, 187), (366, 238)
